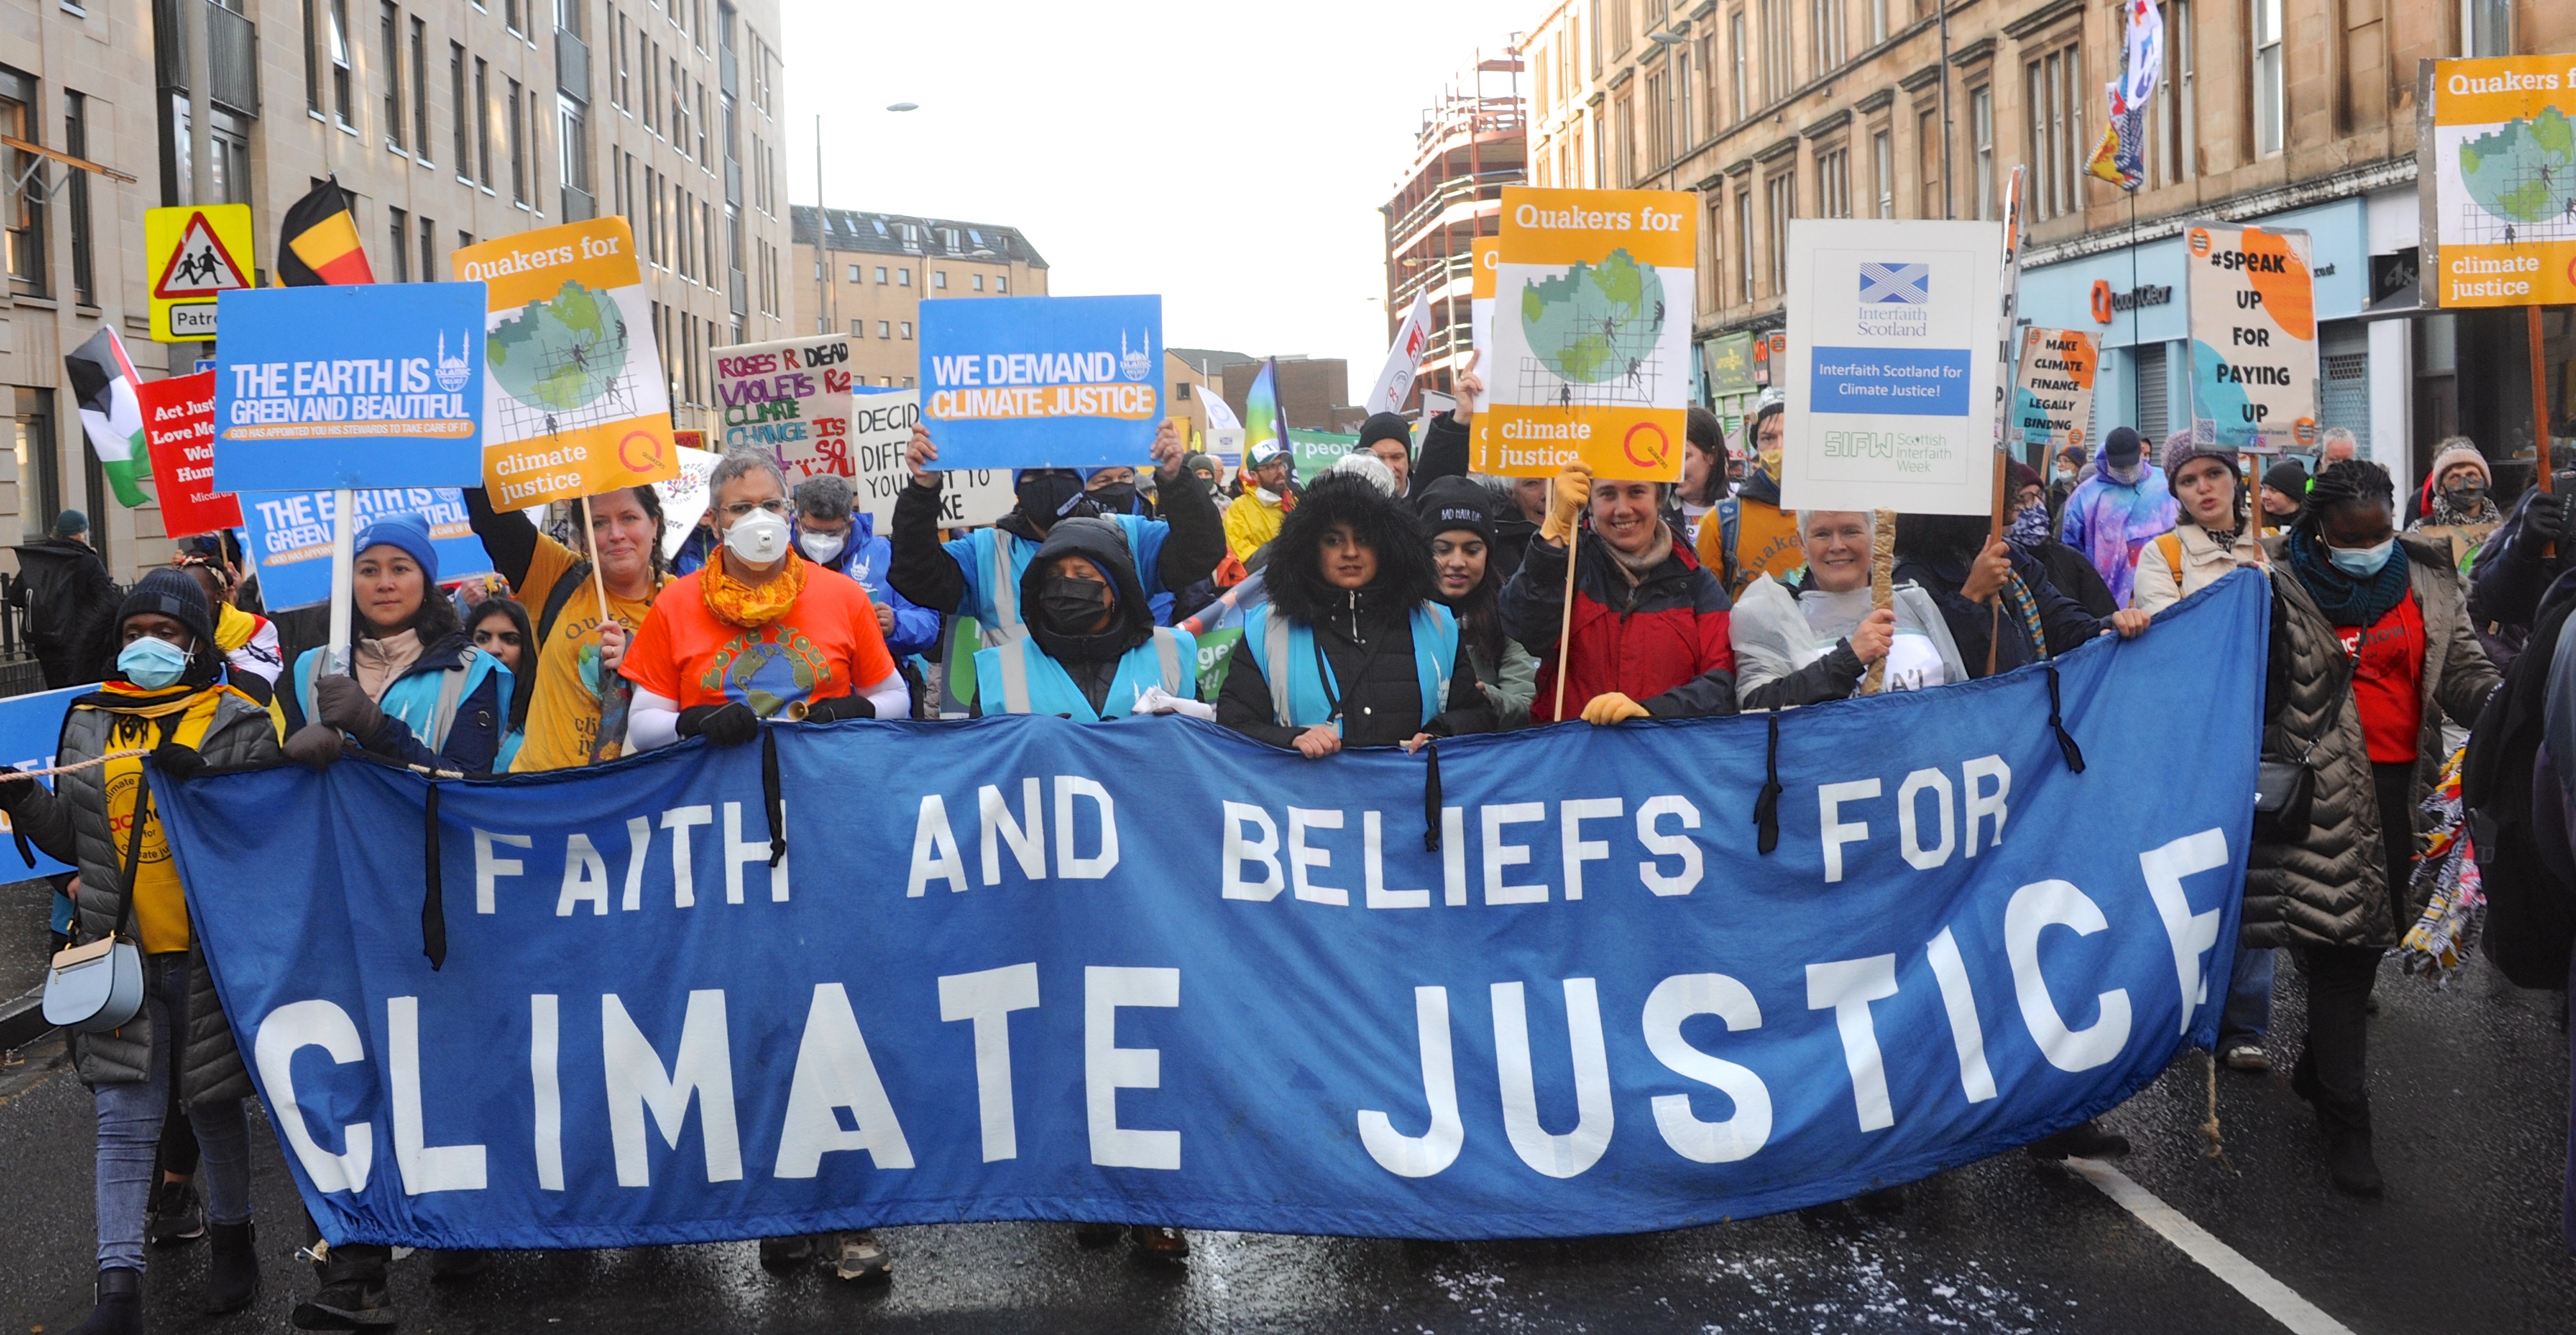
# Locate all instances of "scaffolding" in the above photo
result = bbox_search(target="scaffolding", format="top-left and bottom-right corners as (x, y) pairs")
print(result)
(1383, 43), (1525, 412)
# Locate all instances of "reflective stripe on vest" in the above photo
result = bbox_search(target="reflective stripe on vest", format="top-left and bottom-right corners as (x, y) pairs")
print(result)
(987, 628), (1189, 720)
(1152, 627), (1182, 694)
(982, 533), (1028, 648)
(996, 638), (1035, 715)
(1265, 608), (1296, 732)
(1244, 603), (1455, 732)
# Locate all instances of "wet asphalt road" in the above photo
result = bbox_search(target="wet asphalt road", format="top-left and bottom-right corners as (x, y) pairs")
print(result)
(4, 871), (2573, 1334)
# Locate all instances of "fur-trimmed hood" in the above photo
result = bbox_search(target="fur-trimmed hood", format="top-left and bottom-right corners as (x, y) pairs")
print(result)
(1267, 474), (1438, 624)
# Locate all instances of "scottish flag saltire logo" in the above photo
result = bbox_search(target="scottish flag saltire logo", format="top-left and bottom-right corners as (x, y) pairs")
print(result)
(1860, 262), (1931, 305)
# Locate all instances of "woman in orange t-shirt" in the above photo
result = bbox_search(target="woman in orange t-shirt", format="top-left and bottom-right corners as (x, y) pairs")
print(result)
(621, 452), (908, 752)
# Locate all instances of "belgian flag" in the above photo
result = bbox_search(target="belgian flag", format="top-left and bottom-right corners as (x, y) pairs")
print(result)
(274, 175), (375, 286)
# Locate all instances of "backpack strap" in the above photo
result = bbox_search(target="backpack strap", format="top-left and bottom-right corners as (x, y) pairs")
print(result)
(2159, 532), (2184, 590)
(537, 559), (594, 647)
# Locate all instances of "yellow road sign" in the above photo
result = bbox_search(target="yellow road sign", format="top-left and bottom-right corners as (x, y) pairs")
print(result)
(146, 204), (255, 342)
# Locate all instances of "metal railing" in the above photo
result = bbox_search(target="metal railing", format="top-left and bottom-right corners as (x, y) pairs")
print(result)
(206, 1), (260, 119)
(556, 27), (590, 104)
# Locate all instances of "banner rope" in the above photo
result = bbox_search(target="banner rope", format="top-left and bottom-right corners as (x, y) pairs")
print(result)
(13, 748), (148, 778)
(2201, 1049), (2233, 1170)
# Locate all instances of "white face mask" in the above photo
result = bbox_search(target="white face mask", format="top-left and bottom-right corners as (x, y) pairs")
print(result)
(725, 509), (791, 565)
(799, 530), (846, 564)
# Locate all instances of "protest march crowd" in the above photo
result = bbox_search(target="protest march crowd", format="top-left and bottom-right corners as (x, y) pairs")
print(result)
(13, 349), (2576, 1334)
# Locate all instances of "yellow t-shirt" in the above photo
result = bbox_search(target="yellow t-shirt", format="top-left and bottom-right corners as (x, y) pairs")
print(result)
(509, 536), (658, 772)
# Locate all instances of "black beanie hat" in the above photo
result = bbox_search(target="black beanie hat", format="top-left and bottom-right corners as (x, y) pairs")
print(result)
(1357, 412), (1414, 454)
(1414, 475), (1497, 546)
(2263, 461), (2310, 500)
(2102, 426), (2144, 465)
(118, 567), (217, 653)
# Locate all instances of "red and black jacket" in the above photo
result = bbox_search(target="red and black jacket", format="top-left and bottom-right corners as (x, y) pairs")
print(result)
(1500, 528), (1738, 723)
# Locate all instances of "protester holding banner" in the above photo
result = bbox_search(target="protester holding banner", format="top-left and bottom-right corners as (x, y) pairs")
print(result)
(969, 515), (1196, 725)
(0, 571), (284, 1330)
(2136, 436), (2266, 618)
(1224, 442), (1297, 562)
(1891, 514), (2149, 677)
(468, 598), (536, 770)
(1416, 477), (1538, 729)
(2252, 459), (2501, 1196)
(792, 474), (941, 660)
(2002, 461), (2117, 617)
(2469, 468), (2574, 662)
(1699, 393), (1803, 595)
(280, 514), (514, 776)
(891, 421), (1223, 646)
(1219, 472), (1494, 753)
(623, 452), (909, 751)
(1502, 463), (1739, 725)
(463, 484), (672, 769)
(1729, 513), (1969, 707)
(2055, 426), (2177, 607)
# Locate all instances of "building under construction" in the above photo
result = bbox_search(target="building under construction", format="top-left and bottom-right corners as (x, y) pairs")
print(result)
(1382, 45), (1525, 415)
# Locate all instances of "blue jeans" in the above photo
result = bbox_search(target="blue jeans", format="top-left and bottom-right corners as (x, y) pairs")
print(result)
(2217, 944), (2278, 1050)
(94, 952), (249, 1270)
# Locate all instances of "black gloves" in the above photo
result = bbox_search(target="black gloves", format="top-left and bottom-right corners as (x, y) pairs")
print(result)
(284, 723), (346, 771)
(799, 693), (875, 724)
(149, 743), (206, 781)
(2525, 489), (2572, 553)
(313, 675), (387, 743)
(0, 767), (35, 812)
(675, 702), (761, 746)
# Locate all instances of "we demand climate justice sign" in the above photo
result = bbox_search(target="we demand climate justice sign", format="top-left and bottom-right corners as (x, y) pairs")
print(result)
(158, 578), (2264, 1248)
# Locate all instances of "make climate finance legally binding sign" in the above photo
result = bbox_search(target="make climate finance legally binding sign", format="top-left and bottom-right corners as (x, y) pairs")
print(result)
(212, 284), (488, 491)
(1479, 188), (1695, 481)
(917, 295), (1162, 470)
(1778, 220), (2002, 516)
(2009, 328), (2100, 458)
(2186, 222), (2316, 453)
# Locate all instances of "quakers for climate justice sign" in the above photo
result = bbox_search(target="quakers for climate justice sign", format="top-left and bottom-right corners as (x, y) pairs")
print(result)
(158, 576), (2263, 1248)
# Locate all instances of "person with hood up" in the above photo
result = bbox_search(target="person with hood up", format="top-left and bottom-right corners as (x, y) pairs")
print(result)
(1503, 463), (1739, 724)
(281, 512), (514, 776)
(12, 509), (120, 689)
(1699, 391), (1805, 594)
(1219, 472), (1496, 753)
(0, 571), (284, 1334)
(792, 474), (941, 661)
(2005, 461), (2117, 615)
(1892, 512), (2149, 679)
(2136, 435), (2267, 617)
(1729, 511), (1967, 708)
(2261, 461), (2310, 534)
(1416, 476), (1539, 729)
(971, 517), (1197, 723)
(2056, 425), (2177, 606)
(2251, 459), (2501, 1196)
(1225, 440), (1297, 562)
(2406, 437), (2502, 537)
(893, 420), (1223, 647)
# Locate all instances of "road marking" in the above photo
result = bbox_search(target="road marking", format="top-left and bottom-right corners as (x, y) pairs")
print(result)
(2065, 1157), (2357, 1335)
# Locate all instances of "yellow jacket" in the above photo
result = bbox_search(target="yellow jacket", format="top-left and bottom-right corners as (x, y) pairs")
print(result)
(1223, 490), (1286, 562)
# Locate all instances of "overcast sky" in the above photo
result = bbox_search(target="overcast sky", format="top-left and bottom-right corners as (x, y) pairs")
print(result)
(781, 0), (1531, 388)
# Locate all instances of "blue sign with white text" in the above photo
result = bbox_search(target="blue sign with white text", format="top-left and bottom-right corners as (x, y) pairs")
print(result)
(1810, 346), (1975, 416)
(213, 284), (488, 491)
(159, 575), (2264, 1249)
(242, 488), (493, 610)
(0, 686), (88, 878)
(916, 295), (1163, 470)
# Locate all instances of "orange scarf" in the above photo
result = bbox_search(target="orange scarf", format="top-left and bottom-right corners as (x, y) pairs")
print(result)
(698, 553), (806, 629)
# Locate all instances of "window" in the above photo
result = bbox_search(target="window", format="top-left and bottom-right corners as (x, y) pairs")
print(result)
(1872, 130), (1893, 217)
(899, 321), (913, 339)
(15, 390), (60, 545)
(1735, 187), (1755, 303)
(1761, 0), (1792, 102)
(2159, 0), (2195, 186)
(1869, 0), (1887, 44)
(507, 77), (528, 202)
(1645, 68), (1667, 167)
(615, 8), (631, 107)
(2462, 0), (2512, 58)
(971, 272), (984, 291)
(451, 43), (470, 174)
(558, 94), (588, 208)
(995, 274), (1007, 293)
(877, 320), (890, 338)
(66, 91), (93, 304)
(305, 0), (323, 113)
(897, 267), (909, 287)
(475, 59), (493, 185)
(1765, 170), (1795, 295)
(330, 0), (355, 125)
(2026, 46), (2083, 219)
(1812, 0), (1846, 72)
(2252, 0), (2283, 157)
(419, 216), (437, 279)
(1677, 43), (1694, 150)
(411, 19), (431, 160)
(845, 263), (858, 282)
(1615, 93), (1635, 185)
(389, 206), (410, 281)
(1918, 107), (1943, 217)
(1970, 84), (1994, 219)
(874, 265), (886, 282)
(932, 270), (946, 289)
(1730, 12), (1748, 121)
(0, 87), (43, 295)
(381, 3), (405, 149)
(1817, 146), (1851, 217)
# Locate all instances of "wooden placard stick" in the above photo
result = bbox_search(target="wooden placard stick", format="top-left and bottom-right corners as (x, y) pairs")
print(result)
(1863, 509), (1896, 695)
(1550, 475), (1581, 722)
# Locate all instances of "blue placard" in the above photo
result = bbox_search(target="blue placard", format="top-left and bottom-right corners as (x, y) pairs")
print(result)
(242, 488), (495, 610)
(212, 284), (489, 491)
(1810, 346), (1974, 417)
(917, 295), (1162, 469)
(0, 686), (89, 879)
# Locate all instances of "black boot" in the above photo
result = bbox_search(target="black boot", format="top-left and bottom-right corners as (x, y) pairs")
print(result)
(206, 1221), (258, 1314)
(2025, 1118), (2131, 1161)
(294, 1242), (397, 1330)
(66, 1267), (143, 1335)
(2325, 1127), (2384, 1198)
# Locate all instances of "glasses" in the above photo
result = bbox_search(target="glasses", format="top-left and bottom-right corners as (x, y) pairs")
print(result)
(720, 498), (791, 518)
(474, 629), (523, 647)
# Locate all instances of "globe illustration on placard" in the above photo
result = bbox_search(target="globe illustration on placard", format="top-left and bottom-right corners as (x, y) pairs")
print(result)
(2458, 105), (2576, 225)
(488, 281), (631, 412)
(1518, 249), (1667, 385)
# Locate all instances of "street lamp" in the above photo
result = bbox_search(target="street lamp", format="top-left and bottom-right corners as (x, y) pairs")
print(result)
(886, 102), (919, 112)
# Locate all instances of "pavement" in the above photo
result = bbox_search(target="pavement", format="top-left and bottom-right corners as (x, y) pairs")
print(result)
(4, 870), (2572, 1334)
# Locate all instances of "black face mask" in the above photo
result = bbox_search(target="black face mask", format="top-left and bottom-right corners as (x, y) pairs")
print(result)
(1017, 473), (1090, 523)
(1086, 481), (1140, 514)
(1037, 576), (1113, 631)
(2443, 479), (2488, 502)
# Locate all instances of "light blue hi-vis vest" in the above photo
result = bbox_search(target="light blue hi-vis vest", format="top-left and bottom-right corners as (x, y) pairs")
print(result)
(1237, 602), (1457, 733)
(953, 514), (1161, 649)
(293, 646), (508, 753)
(973, 628), (1194, 722)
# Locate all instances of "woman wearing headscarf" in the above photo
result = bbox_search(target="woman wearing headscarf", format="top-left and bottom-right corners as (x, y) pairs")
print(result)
(1415, 476), (1538, 729)
(2252, 459), (2501, 1196)
(0, 571), (284, 1332)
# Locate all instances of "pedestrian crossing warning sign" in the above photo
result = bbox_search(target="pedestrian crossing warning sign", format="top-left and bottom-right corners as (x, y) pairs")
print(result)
(145, 204), (255, 343)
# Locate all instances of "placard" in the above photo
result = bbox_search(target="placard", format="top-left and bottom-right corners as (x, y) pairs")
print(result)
(2186, 222), (2317, 454)
(844, 389), (1011, 529)
(715, 333), (857, 479)
(1479, 189), (1696, 480)
(2009, 328), (2100, 454)
(1470, 236), (1499, 456)
(1777, 219), (2005, 516)
(134, 371), (243, 536)
(212, 284), (487, 491)
(456, 219), (679, 508)
(2420, 56), (2576, 307)
(0, 686), (85, 877)
(917, 295), (1164, 470)
(242, 488), (494, 610)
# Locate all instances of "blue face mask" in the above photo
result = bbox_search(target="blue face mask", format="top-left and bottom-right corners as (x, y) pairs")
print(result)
(118, 636), (191, 690)
(2327, 538), (2395, 578)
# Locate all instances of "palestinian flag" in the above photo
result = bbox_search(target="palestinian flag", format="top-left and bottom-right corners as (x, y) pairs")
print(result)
(64, 328), (151, 507)
(275, 176), (375, 286)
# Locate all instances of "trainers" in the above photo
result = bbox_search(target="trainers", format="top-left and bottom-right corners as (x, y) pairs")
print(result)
(2026, 1118), (2131, 1161)
(146, 1177), (204, 1246)
(833, 1231), (892, 1284)
(2222, 1044), (2271, 1072)
(1130, 1226), (1190, 1262)
(759, 1235), (819, 1272)
(292, 1277), (397, 1329)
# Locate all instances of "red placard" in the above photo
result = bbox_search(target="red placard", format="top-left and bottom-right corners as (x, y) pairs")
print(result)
(135, 371), (244, 536)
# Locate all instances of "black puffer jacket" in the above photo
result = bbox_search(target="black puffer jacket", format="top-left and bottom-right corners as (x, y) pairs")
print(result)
(1219, 474), (1495, 748)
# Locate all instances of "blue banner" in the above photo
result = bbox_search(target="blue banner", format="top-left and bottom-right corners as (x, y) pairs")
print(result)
(158, 575), (2265, 1248)
(0, 686), (87, 879)
(917, 295), (1162, 470)
(213, 284), (488, 491)
(240, 487), (495, 610)
(1810, 346), (1974, 416)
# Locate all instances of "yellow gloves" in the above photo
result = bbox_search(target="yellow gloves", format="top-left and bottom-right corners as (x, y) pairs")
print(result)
(1538, 464), (1593, 544)
(1580, 692), (1651, 725)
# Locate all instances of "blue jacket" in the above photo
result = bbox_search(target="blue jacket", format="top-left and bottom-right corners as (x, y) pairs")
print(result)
(2057, 465), (2177, 608)
(808, 513), (940, 659)
(973, 627), (1195, 721)
(1236, 601), (1458, 730)
(284, 632), (512, 776)
(943, 515), (1171, 644)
